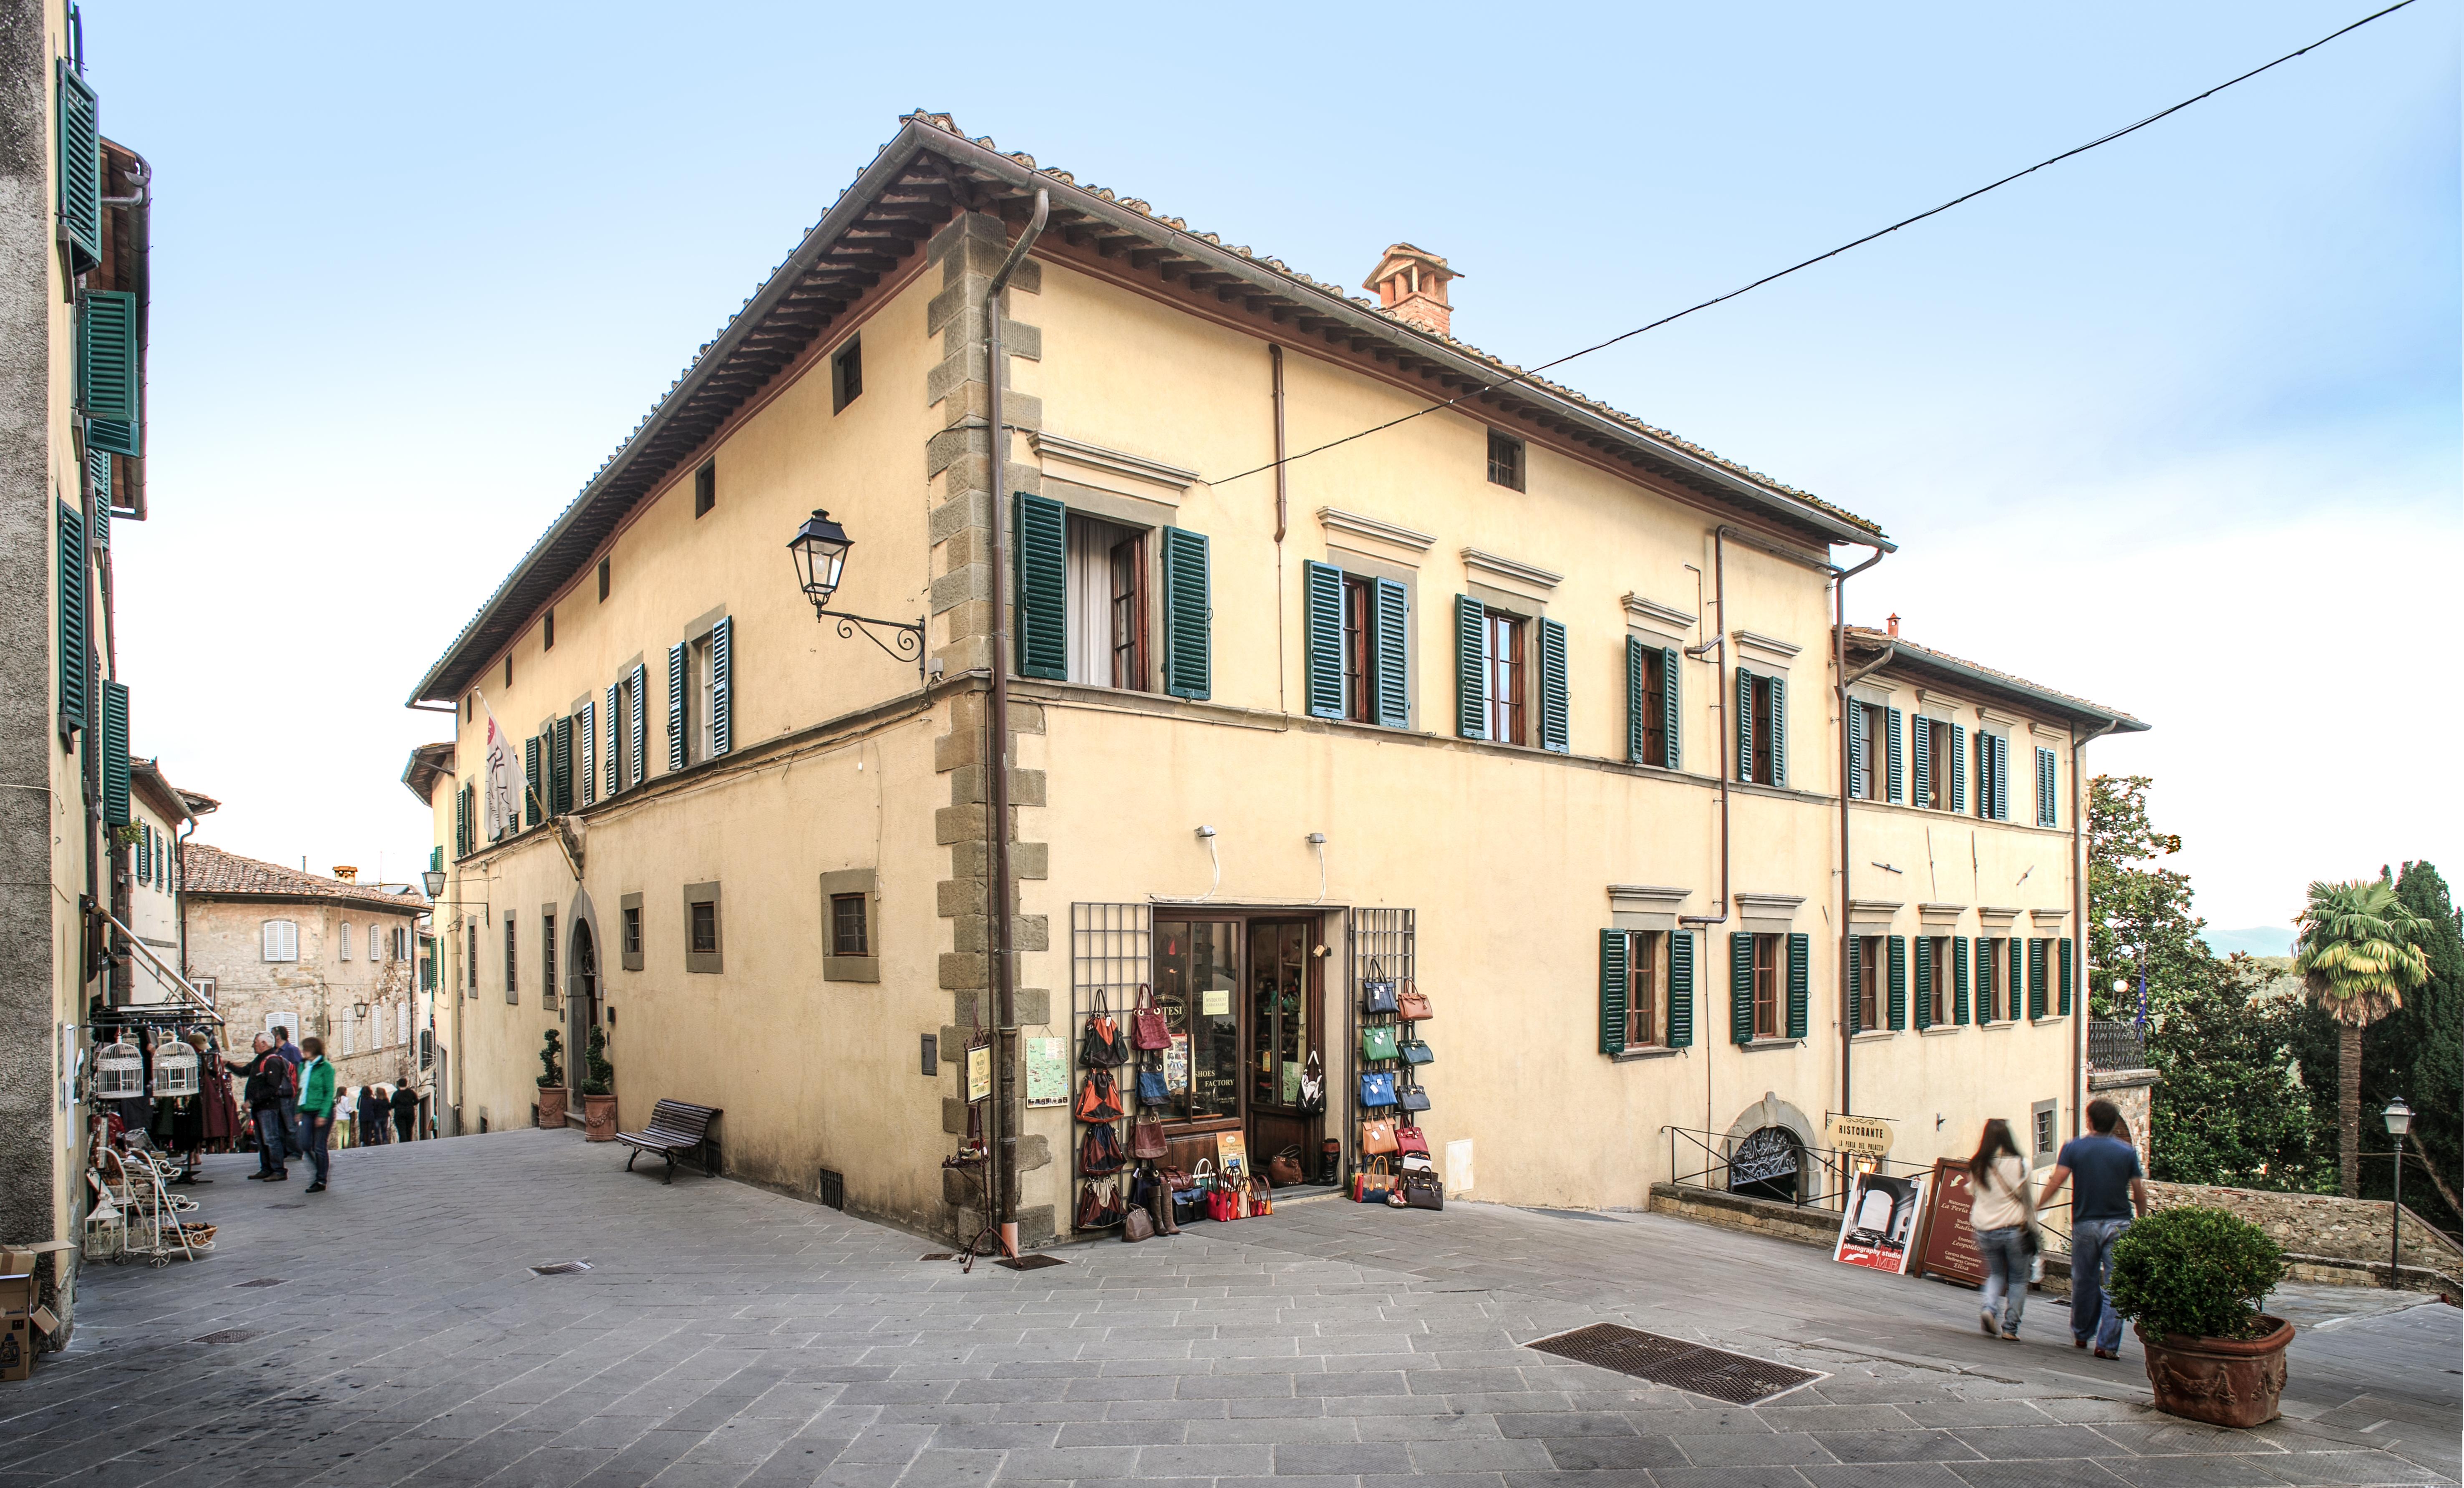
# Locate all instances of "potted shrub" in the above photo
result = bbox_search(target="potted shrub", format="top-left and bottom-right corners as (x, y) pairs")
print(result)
(2108, 1206), (2292, 1427)
(579, 1025), (617, 1142)
(536, 1028), (566, 1130)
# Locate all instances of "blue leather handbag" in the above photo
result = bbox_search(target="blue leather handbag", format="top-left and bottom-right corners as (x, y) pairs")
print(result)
(1400, 1039), (1434, 1065)
(1359, 1071), (1397, 1108)
(1136, 1068), (1170, 1106)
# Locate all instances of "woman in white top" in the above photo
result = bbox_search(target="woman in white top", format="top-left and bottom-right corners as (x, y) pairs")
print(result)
(1967, 1119), (2035, 1340)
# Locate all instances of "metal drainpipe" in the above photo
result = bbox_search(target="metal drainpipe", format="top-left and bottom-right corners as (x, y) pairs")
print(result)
(984, 190), (1049, 1259)
(1831, 550), (1889, 1120)
(1270, 346), (1288, 716)
(1679, 529), (1730, 1140)
(2069, 716), (2118, 1138)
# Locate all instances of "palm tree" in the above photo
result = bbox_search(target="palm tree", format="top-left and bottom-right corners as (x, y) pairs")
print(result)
(2293, 879), (2431, 1197)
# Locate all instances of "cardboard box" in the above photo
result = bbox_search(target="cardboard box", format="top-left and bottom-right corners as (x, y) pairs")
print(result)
(0, 1314), (32, 1382)
(0, 1273), (35, 1318)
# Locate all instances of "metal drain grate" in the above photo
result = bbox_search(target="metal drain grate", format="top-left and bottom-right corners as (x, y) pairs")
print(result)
(528, 1261), (592, 1276)
(995, 1254), (1067, 1271)
(230, 1278), (287, 1289)
(192, 1329), (265, 1345)
(1524, 1324), (1823, 1405)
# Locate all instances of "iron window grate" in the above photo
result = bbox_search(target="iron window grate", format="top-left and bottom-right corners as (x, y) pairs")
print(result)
(817, 1168), (845, 1210)
(1524, 1323), (1824, 1405)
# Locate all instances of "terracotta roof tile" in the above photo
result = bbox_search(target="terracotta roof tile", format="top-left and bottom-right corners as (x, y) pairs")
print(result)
(182, 844), (430, 913)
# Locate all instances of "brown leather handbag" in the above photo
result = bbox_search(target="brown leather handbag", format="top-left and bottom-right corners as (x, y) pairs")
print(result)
(1075, 1070), (1124, 1122)
(1130, 1113), (1169, 1160)
(1122, 1202), (1155, 1242)
(1131, 983), (1171, 1051)
(1267, 1145), (1306, 1187)
(1397, 981), (1433, 1021)
(1361, 1119), (1400, 1155)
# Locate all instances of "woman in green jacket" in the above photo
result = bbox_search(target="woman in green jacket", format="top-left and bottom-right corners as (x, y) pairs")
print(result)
(295, 1036), (337, 1193)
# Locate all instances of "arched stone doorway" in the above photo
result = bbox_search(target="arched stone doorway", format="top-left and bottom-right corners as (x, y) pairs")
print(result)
(1723, 1091), (1824, 1204)
(567, 919), (600, 1123)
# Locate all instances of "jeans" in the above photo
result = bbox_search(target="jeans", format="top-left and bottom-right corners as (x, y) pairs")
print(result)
(1975, 1226), (2030, 1335)
(298, 1113), (330, 1185)
(2069, 1216), (2133, 1352)
(276, 1095), (298, 1162)
(252, 1107), (287, 1174)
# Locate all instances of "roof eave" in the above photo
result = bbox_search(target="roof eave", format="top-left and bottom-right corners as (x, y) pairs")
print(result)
(1856, 638), (2147, 735)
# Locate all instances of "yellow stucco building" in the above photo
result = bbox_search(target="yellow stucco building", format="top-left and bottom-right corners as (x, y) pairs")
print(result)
(406, 113), (2143, 1246)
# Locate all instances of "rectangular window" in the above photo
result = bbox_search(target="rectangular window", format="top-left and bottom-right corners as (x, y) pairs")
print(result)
(1921, 718), (1948, 809)
(1109, 532), (1145, 690)
(1625, 930), (1664, 1049)
(262, 920), (298, 963)
(467, 923), (479, 995)
(544, 609), (555, 651)
(832, 337), (862, 412)
(371, 925), (383, 961)
(1853, 702), (1885, 799)
(504, 918), (518, 1003)
(1857, 936), (1881, 1031)
(1752, 934), (1782, 1039)
(1981, 938), (2005, 1021)
(693, 459), (716, 518)
(684, 883), (723, 974)
(1486, 611), (1525, 745)
(2036, 745), (2059, 828)
(1928, 936), (1952, 1025)
(831, 893), (869, 957)
(1339, 576), (1372, 722)
(1750, 677), (1778, 785)
(624, 906), (641, 956)
(1486, 429), (1524, 491)
(542, 910), (559, 1012)
(689, 635), (715, 764)
(2031, 1099), (2059, 1168)
(597, 557), (610, 603)
(1635, 645), (1668, 768)
(1063, 513), (1148, 690)
(339, 922), (353, 961)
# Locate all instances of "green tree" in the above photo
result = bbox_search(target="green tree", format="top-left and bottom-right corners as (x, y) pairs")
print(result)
(2086, 775), (2208, 1021)
(2145, 954), (2324, 1191)
(2293, 879), (2431, 1198)
(2392, 862), (2462, 1228)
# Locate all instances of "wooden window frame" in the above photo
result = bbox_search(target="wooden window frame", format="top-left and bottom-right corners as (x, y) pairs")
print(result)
(542, 908), (559, 1013)
(1486, 429), (1525, 491)
(1856, 936), (1881, 1031)
(693, 459), (716, 518)
(1625, 929), (1664, 1049)
(820, 868), (879, 982)
(831, 336), (863, 413)
(1753, 933), (1782, 1039)
(683, 882), (723, 974)
(597, 557), (610, 603)
(1637, 645), (1668, 768)
(1339, 575), (1373, 723)
(1928, 936), (1952, 1025)
(1108, 532), (1147, 691)
(1749, 677), (1777, 785)
(831, 894), (868, 957)
(1486, 610), (1526, 745)
(619, 891), (644, 972)
(504, 918), (518, 1004)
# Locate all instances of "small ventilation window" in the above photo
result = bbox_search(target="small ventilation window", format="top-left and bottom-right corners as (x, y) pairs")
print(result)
(694, 459), (716, 518)
(817, 1168), (845, 1210)
(832, 338), (863, 413)
(1486, 430), (1524, 491)
(597, 558), (610, 603)
(544, 610), (554, 651)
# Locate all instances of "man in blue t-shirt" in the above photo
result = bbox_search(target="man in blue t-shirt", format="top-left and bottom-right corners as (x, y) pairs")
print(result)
(2036, 1099), (2148, 1358)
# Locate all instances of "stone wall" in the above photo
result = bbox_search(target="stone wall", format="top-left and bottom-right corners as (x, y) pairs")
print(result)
(2147, 1180), (2462, 1276)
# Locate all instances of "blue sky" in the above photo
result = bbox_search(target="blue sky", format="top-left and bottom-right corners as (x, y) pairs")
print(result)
(91, 1), (2458, 940)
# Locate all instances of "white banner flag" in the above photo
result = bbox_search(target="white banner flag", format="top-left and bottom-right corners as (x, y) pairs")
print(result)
(479, 699), (520, 841)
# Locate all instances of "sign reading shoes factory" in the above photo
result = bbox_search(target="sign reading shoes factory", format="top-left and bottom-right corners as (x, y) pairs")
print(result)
(1824, 1115), (1895, 1158)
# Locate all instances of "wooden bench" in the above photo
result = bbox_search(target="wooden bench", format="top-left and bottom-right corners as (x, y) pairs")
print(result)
(616, 1100), (722, 1184)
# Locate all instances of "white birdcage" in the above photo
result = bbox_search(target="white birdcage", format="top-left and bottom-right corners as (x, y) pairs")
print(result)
(151, 1040), (199, 1098)
(94, 1040), (146, 1100)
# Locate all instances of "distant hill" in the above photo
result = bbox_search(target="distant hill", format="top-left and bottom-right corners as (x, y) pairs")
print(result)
(2207, 925), (2293, 959)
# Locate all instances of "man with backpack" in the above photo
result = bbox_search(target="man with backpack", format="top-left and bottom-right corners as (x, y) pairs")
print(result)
(227, 1035), (294, 1182)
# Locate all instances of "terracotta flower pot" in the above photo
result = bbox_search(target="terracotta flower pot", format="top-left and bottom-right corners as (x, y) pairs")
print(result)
(582, 1094), (617, 1142)
(537, 1086), (567, 1129)
(2137, 1315), (2294, 1428)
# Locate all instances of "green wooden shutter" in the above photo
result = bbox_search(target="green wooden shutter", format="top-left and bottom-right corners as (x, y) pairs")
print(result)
(1786, 932), (1809, 1039)
(629, 664), (648, 786)
(1729, 933), (1754, 1044)
(1624, 636), (1644, 765)
(1537, 618), (1569, 754)
(1372, 578), (1408, 728)
(1992, 735), (2010, 821)
(78, 290), (141, 432)
(1914, 936), (1932, 1030)
(552, 716), (574, 815)
(1734, 668), (1753, 780)
(1660, 646), (1681, 770)
(1454, 595), (1486, 739)
(1953, 936), (1970, 1024)
(1912, 716), (1930, 809)
(135, 823), (147, 882)
(2059, 937), (2074, 1016)
(604, 683), (621, 797)
(1303, 560), (1343, 719)
(1950, 722), (1966, 813)
(1598, 930), (1628, 1056)
(90, 446), (112, 519)
(1159, 526), (1211, 700)
(57, 503), (86, 733)
(101, 681), (130, 826)
(2027, 938), (2046, 1020)
(709, 616), (733, 757)
(1887, 934), (1907, 1031)
(2009, 937), (2023, 1019)
(1013, 493), (1068, 681)
(525, 736), (542, 827)
(666, 643), (687, 772)
(1886, 708), (1904, 803)
(455, 783), (469, 859)
(1668, 931), (1694, 1047)
(2037, 747), (2057, 827)
(56, 62), (100, 274)
(1848, 937), (1862, 1032)
(1773, 677), (1789, 786)
(1847, 697), (1864, 797)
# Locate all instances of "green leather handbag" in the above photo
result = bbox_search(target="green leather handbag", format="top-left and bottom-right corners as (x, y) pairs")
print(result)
(1360, 1025), (1399, 1062)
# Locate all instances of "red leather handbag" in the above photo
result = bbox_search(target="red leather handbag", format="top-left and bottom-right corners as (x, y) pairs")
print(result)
(1395, 1123), (1430, 1158)
(1131, 983), (1171, 1051)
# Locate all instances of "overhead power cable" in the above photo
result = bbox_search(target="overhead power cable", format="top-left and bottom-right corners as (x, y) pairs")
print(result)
(1211, 0), (2422, 488)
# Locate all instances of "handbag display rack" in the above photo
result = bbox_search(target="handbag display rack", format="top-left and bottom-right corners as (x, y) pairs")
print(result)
(1072, 978), (1189, 1236)
(1349, 916), (1441, 1213)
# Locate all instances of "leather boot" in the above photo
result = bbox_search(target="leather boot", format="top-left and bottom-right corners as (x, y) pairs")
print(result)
(1152, 1186), (1182, 1237)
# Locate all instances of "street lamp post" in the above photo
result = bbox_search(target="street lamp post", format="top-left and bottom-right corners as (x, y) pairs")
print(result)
(2383, 1097), (2413, 1289)
(788, 509), (932, 686)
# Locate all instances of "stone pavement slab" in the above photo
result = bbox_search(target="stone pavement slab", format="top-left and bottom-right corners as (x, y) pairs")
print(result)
(0, 1130), (2451, 1488)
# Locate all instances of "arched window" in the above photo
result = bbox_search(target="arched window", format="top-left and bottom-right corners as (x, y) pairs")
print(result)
(1727, 1126), (1802, 1203)
(338, 923), (353, 961)
(262, 921), (299, 962)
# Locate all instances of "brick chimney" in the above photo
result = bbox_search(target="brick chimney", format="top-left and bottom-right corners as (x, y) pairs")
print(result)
(1363, 243), (1460, 337)
(331, 865), (358, 883)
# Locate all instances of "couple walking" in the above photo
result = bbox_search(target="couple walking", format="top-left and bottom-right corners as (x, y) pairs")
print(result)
(228, 1029), (338, 1193)
(1968, 1098), (2146, 1357)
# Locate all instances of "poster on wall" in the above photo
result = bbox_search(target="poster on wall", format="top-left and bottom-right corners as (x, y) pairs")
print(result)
(1024, 1037), (1068, 1107)
(1833, 1169), (1928, 1274)
(1215, 1131), (1247, 1179)
(1164, 1035), (1190, 1092)
(965, 1041), (992, 1105)
(1911, 1158), (1989, 1286)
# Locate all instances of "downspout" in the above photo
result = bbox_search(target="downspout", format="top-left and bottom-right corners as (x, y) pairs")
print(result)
(985, 190), (1049, 1259)
(2069, 716), (2119, 1138)
(1832, 556), (1891, 1121)
(1270, 346), (1288, 716)
(1680, 530), (1730, 1139)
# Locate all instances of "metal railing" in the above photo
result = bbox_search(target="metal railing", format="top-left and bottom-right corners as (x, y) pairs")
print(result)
(1663, 1123), (2073, 1250)
(2088, 1019), (2147, 1070)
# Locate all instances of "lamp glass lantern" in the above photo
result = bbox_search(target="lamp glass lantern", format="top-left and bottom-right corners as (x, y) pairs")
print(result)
(421, 868), (446, 899)
(789, 509), (853, 613)
(2383, 1098), (2414, 1137)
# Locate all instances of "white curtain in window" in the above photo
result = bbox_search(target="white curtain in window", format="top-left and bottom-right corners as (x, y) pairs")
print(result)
(338, 923), (353, 961)
(262, 921), (298, 962)
(1065, 514), (1134, 685)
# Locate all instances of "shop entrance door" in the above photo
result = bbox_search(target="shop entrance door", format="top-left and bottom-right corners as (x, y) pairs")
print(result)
(1150, 913), (1323, 1180)
(567, 921), (600, 1123)
(1245, 919), (1320, 1174)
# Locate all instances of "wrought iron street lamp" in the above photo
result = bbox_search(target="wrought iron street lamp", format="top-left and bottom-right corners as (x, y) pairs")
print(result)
(421, 868), (445, 899)
(2383, 1097), (2413, 1288)
(789, 509), (931, 685)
